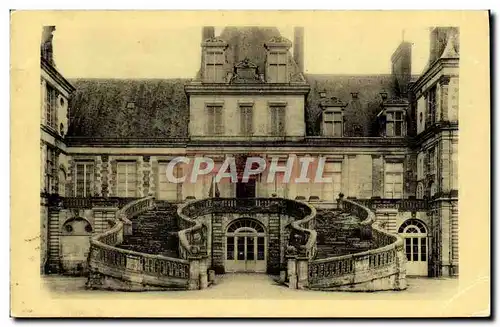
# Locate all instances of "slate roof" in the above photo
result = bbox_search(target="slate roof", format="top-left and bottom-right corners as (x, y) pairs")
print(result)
(67, 78), (189, 138)
(66, 27), (421, 140)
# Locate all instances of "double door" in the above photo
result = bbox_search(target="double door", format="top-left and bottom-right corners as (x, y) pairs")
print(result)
(225, 233), (266, 272)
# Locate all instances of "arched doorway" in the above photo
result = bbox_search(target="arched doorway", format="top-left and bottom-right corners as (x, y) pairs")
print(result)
(398, 219), (428, 276)
(225, 218), (266, 273)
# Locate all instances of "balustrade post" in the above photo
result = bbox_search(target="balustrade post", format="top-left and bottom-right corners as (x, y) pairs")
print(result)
(286, 255), (298, 289)
(188, 256), (201, 290)
(296, 257), (309, 289)
(395, 246), (408, 290)
(353, 255), (369, 284)
(199, 257), (208, 289)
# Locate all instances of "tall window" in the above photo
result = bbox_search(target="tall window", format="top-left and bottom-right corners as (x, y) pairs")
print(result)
(399, 219), (428, 263)
(270, 105), (286, 136)
(384, 162), (403, 199)
(75, 161), (94, 197)
(157, 162), (180, 201)
(117, 161), (137, 197)
(206, 105), (223, 135)
(240, 105), (253, 136)
(267, 52), (288, 83)
(386, 110), (404, 137)
(205, 51), (225, 83)
(323, 111), (343, 137)
(45, 83), (57, 129)
(321, 162), (342, 201)
(427, 86), (437, 126)
(45, 147), (56, 193)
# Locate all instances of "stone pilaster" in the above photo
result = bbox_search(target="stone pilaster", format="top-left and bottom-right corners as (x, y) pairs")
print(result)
(267, 213), (281, 274)
(95, 155), (103, 197)
(101, 155), (109, 197)
(136, 156), (144, 197)
(67, 157), (74, 196)
(108, 159), (117, 197)
(142, 156), (152, 196)
(151, 157), (158, 198)
(210, 213), (225, 274)
(372, 154), (383, 198)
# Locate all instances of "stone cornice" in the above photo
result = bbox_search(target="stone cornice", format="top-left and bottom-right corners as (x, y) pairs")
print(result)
(66, 136), (410, 148)
(410, 57), (459, 95)
(184, 83), (310, 95)
(411, 122), (459, 148)
(41, 57), (75, 94)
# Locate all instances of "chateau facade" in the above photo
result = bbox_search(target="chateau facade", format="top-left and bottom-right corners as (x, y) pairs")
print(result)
(40, 25), (459, 281)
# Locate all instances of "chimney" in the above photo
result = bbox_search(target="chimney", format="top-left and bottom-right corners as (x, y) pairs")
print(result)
(202, 26), (215, 41)
(293, 26), (304, 72)
(41, 26), (56, 66)
(428, 27), (458, 66)
(390, 41), (412, 96)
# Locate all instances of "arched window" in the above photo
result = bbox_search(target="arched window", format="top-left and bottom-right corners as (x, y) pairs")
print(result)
(398, 219), (427, 263)
(227, 218), (265, 233)
(225, 218), (266, 273)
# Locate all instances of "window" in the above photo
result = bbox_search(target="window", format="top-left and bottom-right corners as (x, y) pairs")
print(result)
(206, 105), (223, 135)
(320, 162), (342, 201)
(323, 111), (343, 137)
(45, 83), (57, 129)
(270, 105), (286, 136)
(117, 162), (137, 197)
(205, 51), (225, 83)
(267, 52), (288, 83)
(157, 162), (180, 201)
(398, 219), (427, 262)
(384, 162), (403, 199)
(45, 147), (56, 193)
(386, 111), (405, 137)
(240, 105), (253, 136)
(74, 161), (94, 197)
(427, 86), (437, 126)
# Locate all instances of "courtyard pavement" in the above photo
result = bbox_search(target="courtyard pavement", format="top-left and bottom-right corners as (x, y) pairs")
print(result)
(42, 273), (460, 300)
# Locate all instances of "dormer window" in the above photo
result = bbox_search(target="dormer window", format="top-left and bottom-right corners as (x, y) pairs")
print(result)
(320, 97), (347, 137)
(202, 37), (228, 83)
(378, 97), (408, 137)
(267, 52), (288, 83)
(386, 110), (405, 137)
(264, 36), (292, 83)
(323, 110), (343, 137)
(206, 51), (225, 83)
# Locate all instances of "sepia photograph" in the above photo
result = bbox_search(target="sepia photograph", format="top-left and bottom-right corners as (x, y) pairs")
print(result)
(10, 10), (490, 318)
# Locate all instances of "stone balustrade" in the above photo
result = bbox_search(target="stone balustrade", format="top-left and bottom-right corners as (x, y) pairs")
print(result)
(87, 196), (207, 291)
(286, 198), (407, 291)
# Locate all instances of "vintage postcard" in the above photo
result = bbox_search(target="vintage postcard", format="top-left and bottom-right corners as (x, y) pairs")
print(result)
(10, 10), (490, 318)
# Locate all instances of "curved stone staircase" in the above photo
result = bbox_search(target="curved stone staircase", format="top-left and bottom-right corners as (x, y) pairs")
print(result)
(87, 197), (407, 292)
(117, 201), (180, 258)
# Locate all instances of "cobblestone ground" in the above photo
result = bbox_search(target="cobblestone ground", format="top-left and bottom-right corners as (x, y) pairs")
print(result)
(42, 273), (460, 300)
